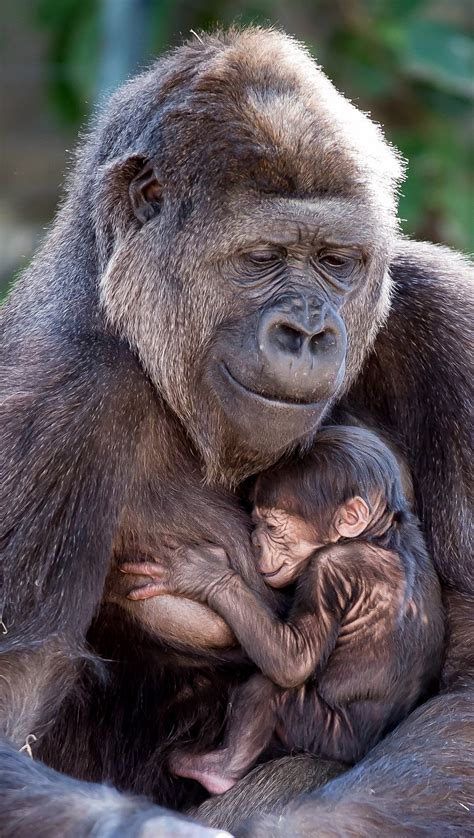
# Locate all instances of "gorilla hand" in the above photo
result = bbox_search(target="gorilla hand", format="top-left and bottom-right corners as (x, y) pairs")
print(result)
(120, 545), (236, 604)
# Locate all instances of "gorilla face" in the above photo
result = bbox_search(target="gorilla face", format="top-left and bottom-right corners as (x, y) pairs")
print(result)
(102, 188), (388, 481)
(98, 28), (402, 482)
(202, 203), (357, 456)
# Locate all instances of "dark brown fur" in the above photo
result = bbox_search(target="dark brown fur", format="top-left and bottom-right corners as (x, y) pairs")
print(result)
(124, 426), (443, 793)
(0, 27), (472, 837)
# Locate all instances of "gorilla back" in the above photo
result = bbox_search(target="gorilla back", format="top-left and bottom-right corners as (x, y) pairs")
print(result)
(0, 27), (472, 837)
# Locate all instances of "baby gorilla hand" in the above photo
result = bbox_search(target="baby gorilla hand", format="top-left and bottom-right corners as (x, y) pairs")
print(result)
(120, 544), (235, 603)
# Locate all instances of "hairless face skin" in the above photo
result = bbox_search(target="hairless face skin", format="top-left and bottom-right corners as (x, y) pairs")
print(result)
(251, 495), (370, 588)
(120, 426), (444, 795)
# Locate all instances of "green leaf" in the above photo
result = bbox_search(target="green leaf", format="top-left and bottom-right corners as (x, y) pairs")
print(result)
(403, 20), (474, 98)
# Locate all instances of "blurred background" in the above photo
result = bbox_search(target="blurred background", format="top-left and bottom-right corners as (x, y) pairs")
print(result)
(1, 0), (473, 298)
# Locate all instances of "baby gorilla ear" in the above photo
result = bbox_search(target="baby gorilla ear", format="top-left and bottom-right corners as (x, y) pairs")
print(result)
(334, 496), (370, 539)
(129, 162), (164, 223)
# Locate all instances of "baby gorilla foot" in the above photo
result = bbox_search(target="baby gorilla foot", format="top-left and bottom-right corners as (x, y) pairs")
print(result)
(170, 750), (239, 795)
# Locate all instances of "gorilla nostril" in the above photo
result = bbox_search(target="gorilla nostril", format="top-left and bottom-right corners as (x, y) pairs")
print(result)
(310, 329), (336, 353)
(273, 324), (304, 355)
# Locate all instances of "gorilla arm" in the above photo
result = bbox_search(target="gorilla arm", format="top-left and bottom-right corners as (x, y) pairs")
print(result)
(0, 340), (142, 743)
(107, 563), (236, 651)
(0, 342), (149, 645)
(120, 545), (350, 689)
(0, 340), (224, 837)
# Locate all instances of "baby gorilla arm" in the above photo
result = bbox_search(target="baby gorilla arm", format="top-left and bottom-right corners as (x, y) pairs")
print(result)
(121, 546), (345, 688)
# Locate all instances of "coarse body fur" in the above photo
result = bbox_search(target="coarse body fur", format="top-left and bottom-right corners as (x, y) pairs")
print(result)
(0, 27), (472, 837)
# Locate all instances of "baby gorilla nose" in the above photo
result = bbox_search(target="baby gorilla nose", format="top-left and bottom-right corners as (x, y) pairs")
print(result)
(251, 532), (275, 574)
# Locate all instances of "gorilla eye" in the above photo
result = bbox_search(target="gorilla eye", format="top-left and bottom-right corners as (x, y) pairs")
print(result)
(319, 252), (353, 269)
(315, 250), (359, 281)
(246, 248), (285, 265)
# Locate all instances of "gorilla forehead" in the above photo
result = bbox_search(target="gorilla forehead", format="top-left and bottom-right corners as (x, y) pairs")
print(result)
(95, 28), (403, 210)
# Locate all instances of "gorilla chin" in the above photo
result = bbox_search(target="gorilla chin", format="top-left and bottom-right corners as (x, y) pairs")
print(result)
(207, 359), (346, 456)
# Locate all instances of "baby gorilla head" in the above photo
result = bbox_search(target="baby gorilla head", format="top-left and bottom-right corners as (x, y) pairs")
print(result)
(251, 498), (371, 587)
(251, 425), (407, 588)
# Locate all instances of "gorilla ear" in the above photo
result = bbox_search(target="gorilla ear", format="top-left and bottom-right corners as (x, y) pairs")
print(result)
(129, 162), (164, 223)
(334, 497), (370, 539)
(94, 155), (163, 270)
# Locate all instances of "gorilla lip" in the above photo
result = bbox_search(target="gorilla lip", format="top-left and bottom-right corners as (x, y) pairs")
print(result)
(221, 364), (320, 408)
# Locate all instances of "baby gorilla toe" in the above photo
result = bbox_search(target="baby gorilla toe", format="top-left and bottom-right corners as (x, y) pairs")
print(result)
(170, 750), (238, 795)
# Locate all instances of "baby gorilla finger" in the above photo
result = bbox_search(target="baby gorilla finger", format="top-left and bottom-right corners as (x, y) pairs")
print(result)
(127, 581), (169, 600)
(119, 561), (171, 600)
(120, 560), (167, 578)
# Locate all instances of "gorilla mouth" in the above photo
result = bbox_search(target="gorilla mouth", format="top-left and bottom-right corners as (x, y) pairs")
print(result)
(262, 566), (285, 578)
(222, 364), (319, 408)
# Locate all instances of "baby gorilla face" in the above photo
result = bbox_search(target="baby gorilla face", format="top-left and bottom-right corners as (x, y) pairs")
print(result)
(251, 496), (372, 588)
(251, 507), (324, 588)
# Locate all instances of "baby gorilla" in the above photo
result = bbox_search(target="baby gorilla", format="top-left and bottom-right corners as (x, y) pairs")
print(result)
(121, 426), (444, 794)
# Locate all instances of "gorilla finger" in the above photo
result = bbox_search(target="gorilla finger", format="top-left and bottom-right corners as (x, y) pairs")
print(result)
(127, 582), (170, 600)
(120, 561), (166, 578)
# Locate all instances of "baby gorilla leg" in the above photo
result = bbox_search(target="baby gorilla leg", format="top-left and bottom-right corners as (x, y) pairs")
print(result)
(277, 688), (388, 764)
(170, 674), (277, 794)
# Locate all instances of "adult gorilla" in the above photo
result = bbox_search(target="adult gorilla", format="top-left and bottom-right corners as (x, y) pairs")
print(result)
(0, 27), (472, 837)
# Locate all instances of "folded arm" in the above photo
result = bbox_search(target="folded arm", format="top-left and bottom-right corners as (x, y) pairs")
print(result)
(121, 547), (345, 688)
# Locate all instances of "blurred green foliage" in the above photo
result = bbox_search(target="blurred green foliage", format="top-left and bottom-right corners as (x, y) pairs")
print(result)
(35, 0), (473, 250)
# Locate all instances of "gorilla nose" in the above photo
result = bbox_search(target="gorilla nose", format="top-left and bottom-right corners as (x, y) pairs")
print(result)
(266, 311), (332, 357)
(256, 297), (346, 401)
